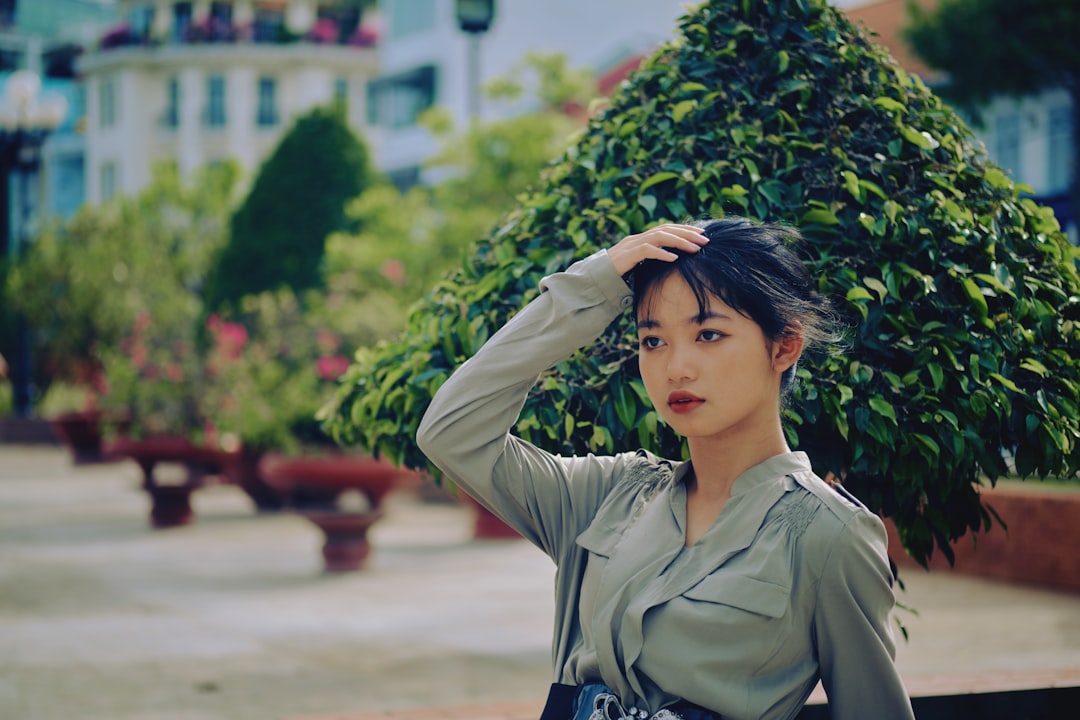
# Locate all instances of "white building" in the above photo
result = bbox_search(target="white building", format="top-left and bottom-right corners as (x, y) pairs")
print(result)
(76, 0), (379, 203)
(367, 0), (692, 187)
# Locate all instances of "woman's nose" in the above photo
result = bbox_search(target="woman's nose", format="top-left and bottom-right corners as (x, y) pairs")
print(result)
(666, 345), (695, 382)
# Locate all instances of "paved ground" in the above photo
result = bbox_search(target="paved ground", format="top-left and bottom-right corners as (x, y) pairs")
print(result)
(2, 445), (1080, 720)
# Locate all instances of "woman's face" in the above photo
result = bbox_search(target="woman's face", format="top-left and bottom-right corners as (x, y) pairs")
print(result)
(636, 272), (793, 446)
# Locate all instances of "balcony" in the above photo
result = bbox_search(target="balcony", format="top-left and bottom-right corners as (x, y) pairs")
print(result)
(98, 6), (377, 52)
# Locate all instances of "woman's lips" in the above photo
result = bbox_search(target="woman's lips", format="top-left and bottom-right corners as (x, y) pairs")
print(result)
(667, 390), (704, 414)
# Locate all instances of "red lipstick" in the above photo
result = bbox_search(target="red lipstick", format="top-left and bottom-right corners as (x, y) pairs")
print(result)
(667, 390), (704, 414)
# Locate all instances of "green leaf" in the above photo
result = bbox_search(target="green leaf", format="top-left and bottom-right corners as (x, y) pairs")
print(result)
(960, 277), (989, 322)
(672, 99), (697, 123)
(989, 372), (1021, 393)
(869, 396), (898, 424)
(846, 286), (873, 302)
(927, 363), (944, 391)
(863, 277), (888, 301)
(639, 171), (679, 192)
(899, 124), (936, 149)
(741, 157), (761, 183)
(842, 170), (862, 201)
(872, 96), (905, 113)
(1019, 358), (1049, 377)
(800, 208), (840, 226)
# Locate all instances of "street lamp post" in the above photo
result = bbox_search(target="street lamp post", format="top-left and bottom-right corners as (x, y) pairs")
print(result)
(455, 0), (496, 122)
(0, 69), (68, 418)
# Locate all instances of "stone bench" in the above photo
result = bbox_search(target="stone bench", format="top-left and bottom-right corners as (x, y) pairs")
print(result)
(282, 668), (1080, 720)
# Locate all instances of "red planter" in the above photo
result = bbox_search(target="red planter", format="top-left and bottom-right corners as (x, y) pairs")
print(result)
(462, 494), (522, 540)
(220, 446), (289, 512)
(887, 482), (1080, 593)
(50, 411), (107, 464)
(107, 436), (232, 529)
(258, 453), (406, 571)
(301, 509), (385, 572)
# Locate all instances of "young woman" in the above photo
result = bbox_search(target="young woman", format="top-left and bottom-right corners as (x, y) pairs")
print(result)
(417, 217), (914, 720)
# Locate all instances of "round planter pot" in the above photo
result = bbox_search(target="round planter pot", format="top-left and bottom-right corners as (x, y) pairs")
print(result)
(258, 453), (406, 571)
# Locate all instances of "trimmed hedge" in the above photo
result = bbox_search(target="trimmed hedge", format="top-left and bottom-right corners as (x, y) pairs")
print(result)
(325, 0), (1080, 565)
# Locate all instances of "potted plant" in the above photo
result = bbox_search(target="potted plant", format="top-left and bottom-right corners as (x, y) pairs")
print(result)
(199, 286), (405, 570)
(97, 308), (231, 528)
(86, 162), (239, 526)
(3, 161), (238, 466)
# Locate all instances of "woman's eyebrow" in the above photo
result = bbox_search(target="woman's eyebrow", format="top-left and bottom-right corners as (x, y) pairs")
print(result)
(694, 310), (733, 323)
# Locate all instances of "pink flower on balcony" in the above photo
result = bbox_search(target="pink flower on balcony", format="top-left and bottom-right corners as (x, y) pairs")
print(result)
(165, 363), (184, 382)
(307, 18), (339, 44)
(316, 354), (350, 381)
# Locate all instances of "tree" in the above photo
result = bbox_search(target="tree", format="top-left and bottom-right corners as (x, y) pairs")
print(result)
(324, 0), (1080, 567)
(323, 53), (597, 327)
(5, 161), (238, 411)
(905, 0), (1080, 234)
(203, 105), (373, 313)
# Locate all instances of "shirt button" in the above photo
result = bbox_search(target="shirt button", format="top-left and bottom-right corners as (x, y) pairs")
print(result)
(620, 296), (632, 309)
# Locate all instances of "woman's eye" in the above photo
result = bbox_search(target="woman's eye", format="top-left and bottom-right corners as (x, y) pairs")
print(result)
(640, 336), (665, 349)
(699, 330), (725, 342)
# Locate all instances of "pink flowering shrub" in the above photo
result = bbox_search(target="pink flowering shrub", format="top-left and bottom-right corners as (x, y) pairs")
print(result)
(99, 310), (208, 440)
(198, 288), (363, 454)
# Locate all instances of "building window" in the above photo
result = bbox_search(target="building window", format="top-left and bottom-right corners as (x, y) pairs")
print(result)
(162, 76), (179, 128)
(1048, 106), (1073, 194)
(257, 77), (279, 127)
(994, 113), (1021, 178)
(99, 78), (116, 129)
(253, 7), (285, 42)
(173, 1), (193, 43)
(389, 0), (436, 38)
(334, 77), (349, 114)
(204, 74), (226, 128)
(101, 161), (117, 201)
(367, 65), (437, 129)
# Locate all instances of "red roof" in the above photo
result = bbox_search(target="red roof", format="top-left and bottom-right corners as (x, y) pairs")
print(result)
(845, 0), (943, 81)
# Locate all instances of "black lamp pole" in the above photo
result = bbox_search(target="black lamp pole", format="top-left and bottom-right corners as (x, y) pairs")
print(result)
(455, 0), (496, 122)
(1, 70), (66, 418)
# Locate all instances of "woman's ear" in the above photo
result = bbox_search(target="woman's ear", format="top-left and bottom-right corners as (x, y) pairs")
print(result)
(771, 324), (805, 374)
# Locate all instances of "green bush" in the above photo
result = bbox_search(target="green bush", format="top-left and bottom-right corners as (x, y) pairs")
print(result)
(6, 162), (238, 414)
(324, 0), (1080, 566)
(203, 105), (373, 313)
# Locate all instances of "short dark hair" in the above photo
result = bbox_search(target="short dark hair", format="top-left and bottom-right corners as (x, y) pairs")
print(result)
(630, 216), (839, 393)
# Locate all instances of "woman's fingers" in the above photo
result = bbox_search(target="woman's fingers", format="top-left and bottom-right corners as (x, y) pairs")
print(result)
(607, 224), (708, 275)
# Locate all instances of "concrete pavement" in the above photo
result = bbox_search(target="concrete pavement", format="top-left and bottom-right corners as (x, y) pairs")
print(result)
(2, 445), (1079, 720)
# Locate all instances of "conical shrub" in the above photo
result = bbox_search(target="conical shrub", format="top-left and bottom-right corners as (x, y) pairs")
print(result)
(325, 0), (1080, 565)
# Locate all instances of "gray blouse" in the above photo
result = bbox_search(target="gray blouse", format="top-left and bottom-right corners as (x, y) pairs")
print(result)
(417, 251), (914, 720)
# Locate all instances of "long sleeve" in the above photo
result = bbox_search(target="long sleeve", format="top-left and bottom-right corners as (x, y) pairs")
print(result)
(416, 250), (635, 559)
(813, 511), (914, 720)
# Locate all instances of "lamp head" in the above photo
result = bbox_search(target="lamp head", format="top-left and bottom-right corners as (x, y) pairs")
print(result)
(456, 0), (495, 33)
(5, 70), (41, 109)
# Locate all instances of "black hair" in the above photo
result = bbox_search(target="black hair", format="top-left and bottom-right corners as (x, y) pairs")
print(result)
(630, 216), (839, 394)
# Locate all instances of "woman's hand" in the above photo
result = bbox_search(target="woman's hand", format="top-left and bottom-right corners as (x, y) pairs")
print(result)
(606, 223), (709, 276)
